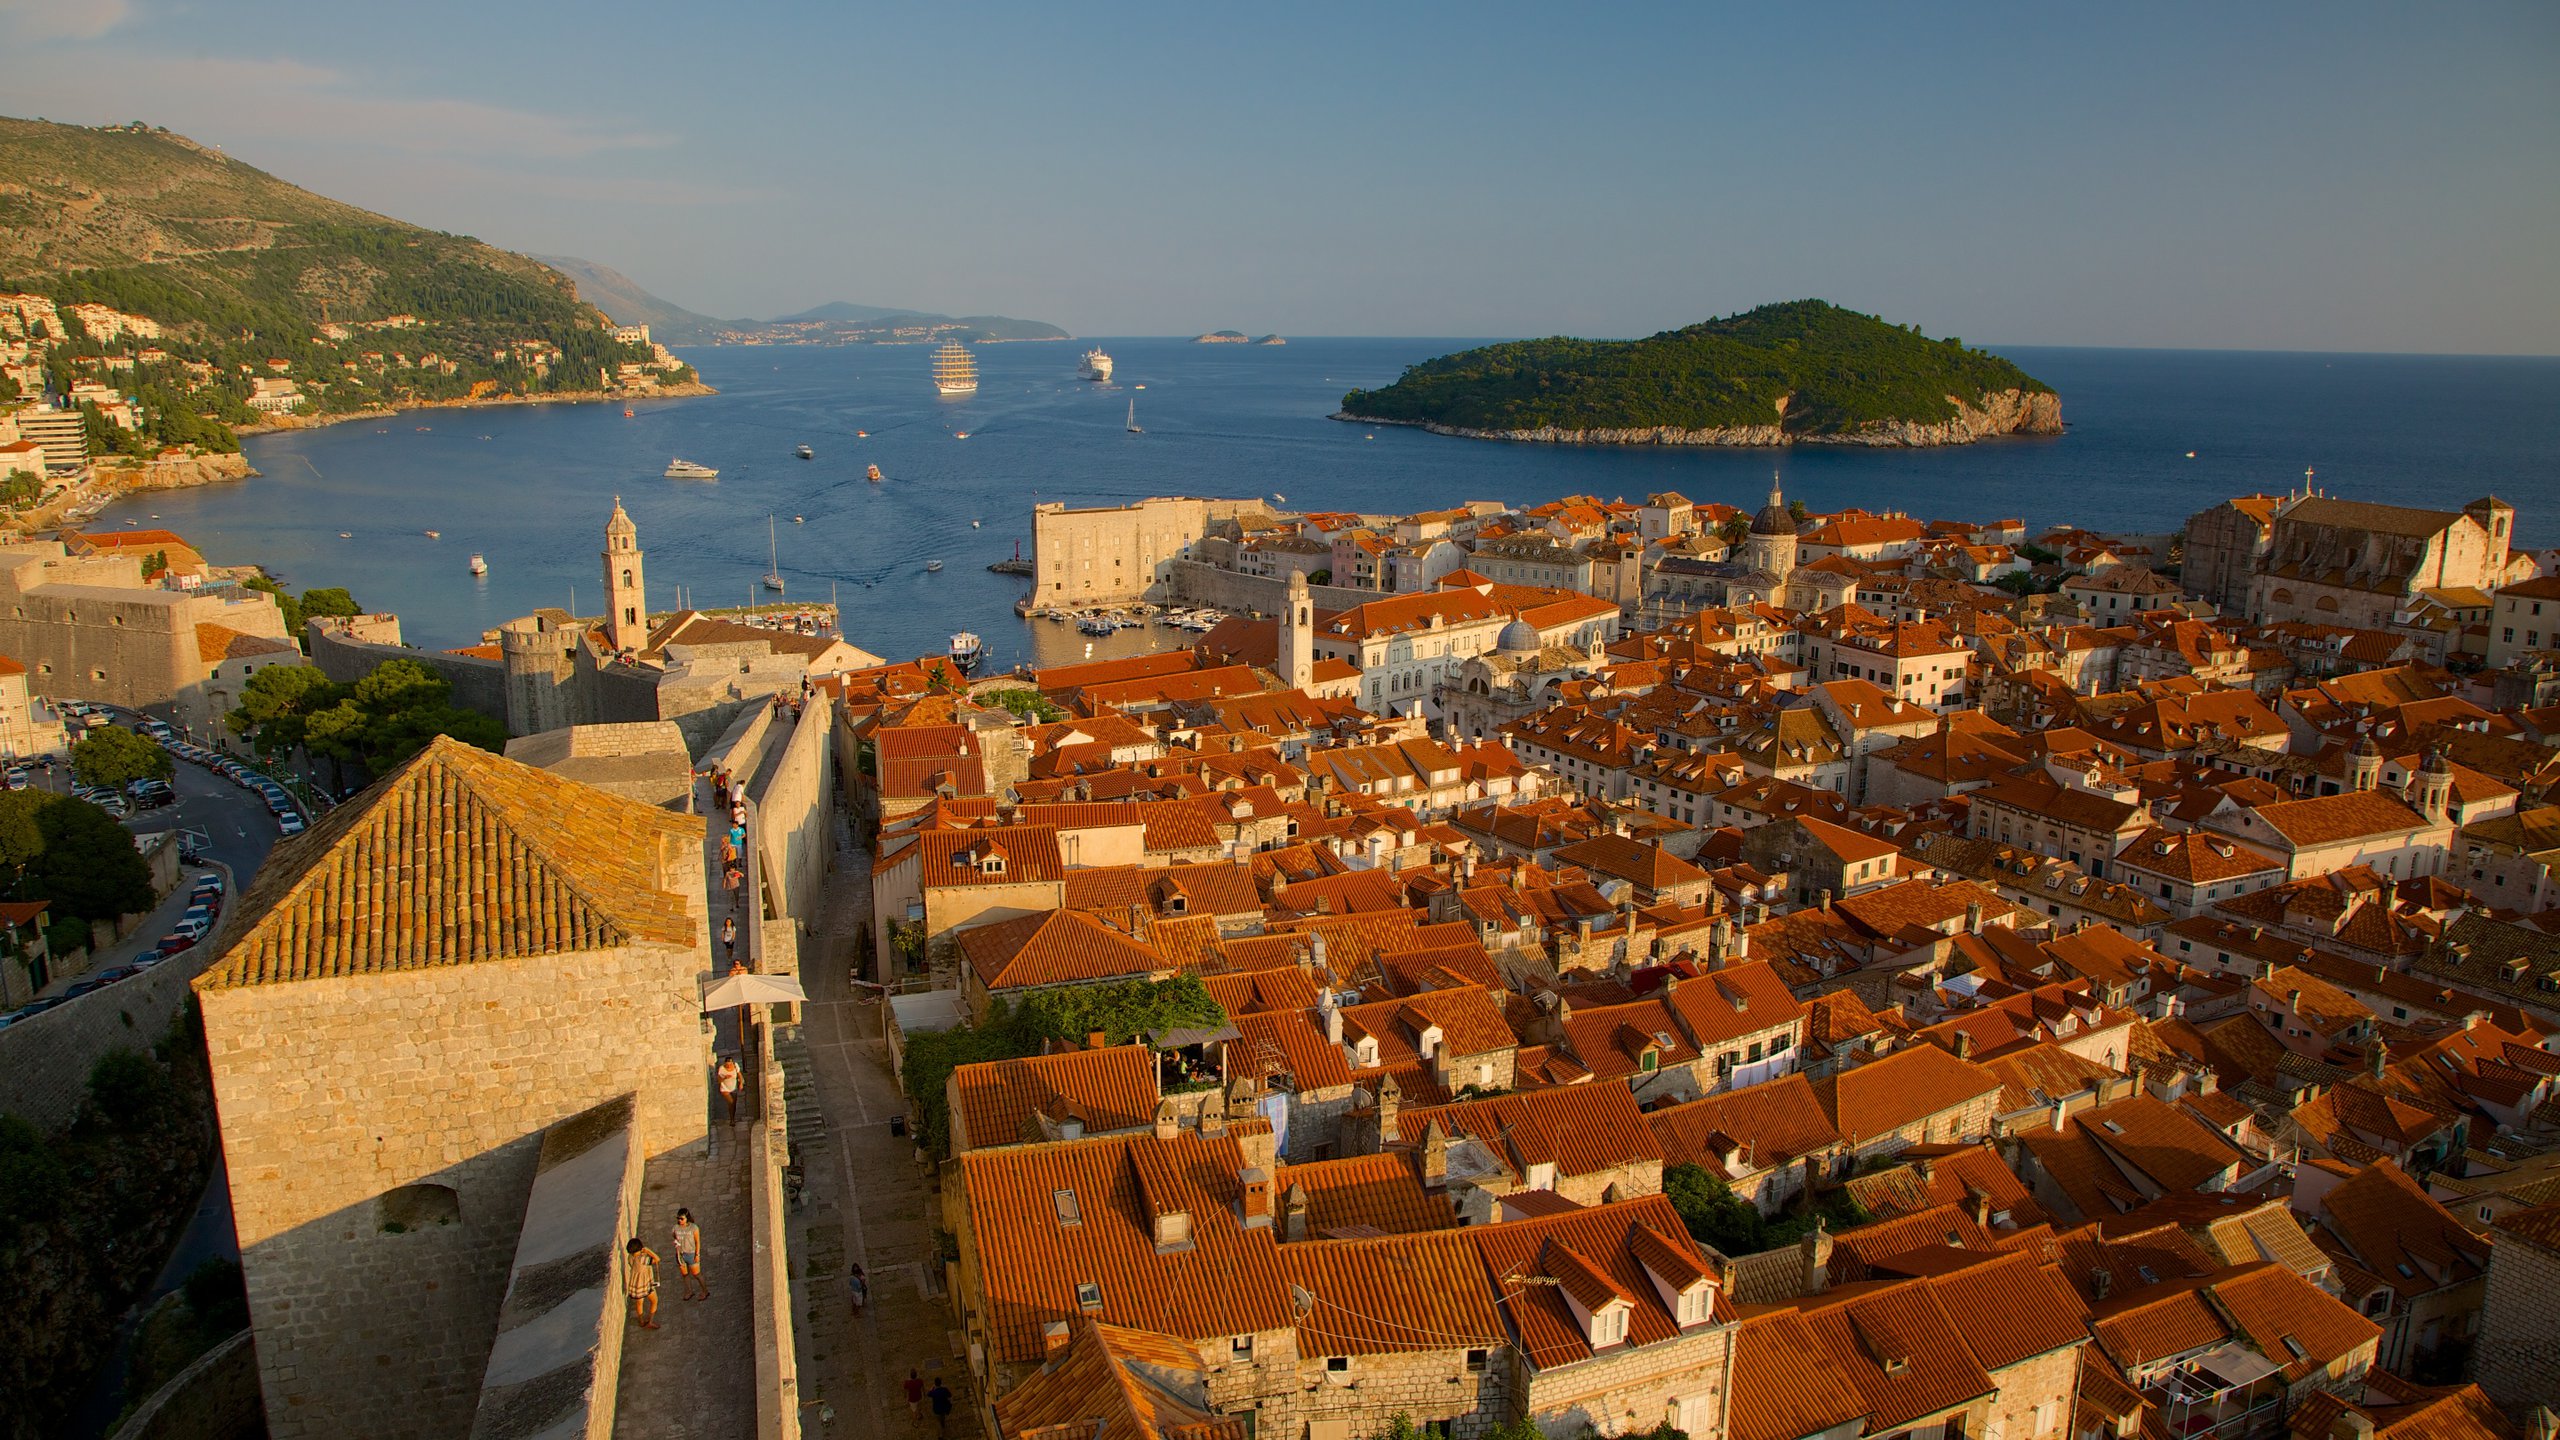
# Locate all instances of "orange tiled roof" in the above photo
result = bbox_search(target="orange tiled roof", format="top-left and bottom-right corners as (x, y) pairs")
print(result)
(198, 735), (699, 989)
(960, 910), (1167, 992)
(1467, 1196), (1724, 1370)
(1813, 1044), (2000, 1142)
(1273, 1152), (1455, 1241)
(952, 1046), (1162, 1150)
(1729, 1310), (1872, 1440)
(1278, 1229), (1503, 1356)
(960, 1128), (1295, 1363)
(1397, 1084), (1662, 1182)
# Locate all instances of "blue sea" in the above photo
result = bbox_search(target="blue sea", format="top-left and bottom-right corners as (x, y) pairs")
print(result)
(97, 340), (2560, 671)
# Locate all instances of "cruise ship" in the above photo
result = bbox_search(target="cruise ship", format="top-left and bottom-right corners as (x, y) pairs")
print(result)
(664, 458), (718, 480)
(1077, 348), (1114, 382)
(932, 340), (978, 395)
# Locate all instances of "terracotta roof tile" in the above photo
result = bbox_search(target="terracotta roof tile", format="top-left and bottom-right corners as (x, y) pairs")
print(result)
(961, 911), (1167, 992)
(199, 736), (698, 989)
(1812, 1045), (2001, 1143)
(1274, 1153), (1454, 1241)
(1398, 1084), (1662, 1182)
(1278, 1229), (1504, 1356)
(953, 1047), (1162, 1150)
(1466, 1196), (1723, 1370)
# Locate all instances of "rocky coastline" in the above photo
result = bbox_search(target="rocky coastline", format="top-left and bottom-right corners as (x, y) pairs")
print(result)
(233, 380), (719, 438)
(1335, 386), (2062, 448)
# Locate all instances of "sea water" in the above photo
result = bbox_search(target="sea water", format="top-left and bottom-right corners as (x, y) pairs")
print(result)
(98, 340), (2560, 671)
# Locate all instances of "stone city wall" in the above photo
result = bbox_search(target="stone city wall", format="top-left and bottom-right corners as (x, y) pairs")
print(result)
(105, 1329), (263, 1440)
(0, 859), (231, 1134)
(750, 1025), (804, 1440)
(1164, 559), (1381, 619)
(746, 692), (836, 944)
(306, 619), (511, 727)
(1515, 1324), (1733, 1440)
(201, 937), (710, 1440)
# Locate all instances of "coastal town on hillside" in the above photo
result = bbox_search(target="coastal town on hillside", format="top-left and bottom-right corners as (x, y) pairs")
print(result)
(6, 464), (2560, 1440)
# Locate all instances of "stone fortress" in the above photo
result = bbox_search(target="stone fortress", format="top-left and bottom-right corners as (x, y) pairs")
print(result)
(308, 498), (882, 749)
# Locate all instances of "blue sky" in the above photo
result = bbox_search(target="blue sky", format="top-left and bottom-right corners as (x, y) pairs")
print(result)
(6, 0), (2555, 351)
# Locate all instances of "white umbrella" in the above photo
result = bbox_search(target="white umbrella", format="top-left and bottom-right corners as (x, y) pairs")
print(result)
(700, 971), (807, 1010)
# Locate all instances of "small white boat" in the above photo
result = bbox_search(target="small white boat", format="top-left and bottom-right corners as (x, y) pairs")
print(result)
(955, 431), (970, 440)
(1271, 493), (1285, 504)
(665, 458), (718, 480)
(338, 531), (352, 539)
(924, 560), (944, 573)
(971, 519), (982, 528)
(469, 553), (488, 576)
(866, 464), (883, 483)
(949, 631), (984, 670)
(2185, 451), (2197, 459)
(796, 444), (814, 460)
(793, 515), (805, 524)
(424, 529), (441, 539)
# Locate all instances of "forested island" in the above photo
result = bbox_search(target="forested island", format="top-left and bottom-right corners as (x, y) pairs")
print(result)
(1336, 300), (2062, 447)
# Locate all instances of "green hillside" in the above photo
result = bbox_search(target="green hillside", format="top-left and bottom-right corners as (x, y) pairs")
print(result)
(0, 117), (685, 445)
(1339, 301), (2058, 440)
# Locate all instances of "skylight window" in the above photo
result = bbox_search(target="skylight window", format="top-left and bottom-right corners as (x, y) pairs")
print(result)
(1054, 1189), (1081, 1227)
(1077, 1282), (1104, 1310)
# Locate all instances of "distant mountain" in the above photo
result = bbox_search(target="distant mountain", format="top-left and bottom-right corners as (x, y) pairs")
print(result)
(772, 301), (917, 326)
(762, 304), (1069, 343)
(536, 255), (736, 344)
(0, 117), (691, 439)
(1338, 300), (2063, 448)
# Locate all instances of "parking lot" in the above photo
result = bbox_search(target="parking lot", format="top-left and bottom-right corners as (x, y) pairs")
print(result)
(1, 707), (309, 1018)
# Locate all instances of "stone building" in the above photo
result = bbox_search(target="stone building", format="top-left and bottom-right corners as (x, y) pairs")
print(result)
(194, 736), (708, 1440)
(1032, 496), (1261, 606)
(0, 652), (66, 757)
(2475, 1199), (2560, 1414)
(311, 501), (879, 748)
(0, 538), (293, 711)
(2247, 494), (2521, 629)
(2182, 494), (2284, 614)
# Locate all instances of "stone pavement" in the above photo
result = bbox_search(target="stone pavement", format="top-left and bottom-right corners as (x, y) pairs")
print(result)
(611, 1138), (755, 1440)
(787, 823), (977, 1436)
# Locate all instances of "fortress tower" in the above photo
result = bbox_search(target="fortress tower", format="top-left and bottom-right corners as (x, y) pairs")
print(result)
(603, 497), (647, 653)
(1282, 570), (1314, 691)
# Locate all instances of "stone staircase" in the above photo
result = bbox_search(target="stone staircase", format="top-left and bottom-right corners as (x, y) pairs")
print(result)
(773, 1023), (828, 1153)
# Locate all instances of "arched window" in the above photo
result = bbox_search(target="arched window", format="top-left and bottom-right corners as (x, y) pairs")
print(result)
(377, 1183), (460, 1234)
(621, 569), (634, 587)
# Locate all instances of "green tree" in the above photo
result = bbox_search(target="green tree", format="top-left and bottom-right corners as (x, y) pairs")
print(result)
(0, 1113), (67, 1229)
(298, 586), (359, 622)
(1716, 514), (1751, 546)
(1664, 1162), (1766, 1257)
(226, 664), (342, 758)
(71, 726), (173, 788)
(22, 795), (156, 921)
(87, 1049), (175, 1132)
(983, 688), (1064, 723)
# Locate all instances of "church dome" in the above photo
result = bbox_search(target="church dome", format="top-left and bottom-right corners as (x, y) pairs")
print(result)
(1749, 480), (1794, 536)
(1497, 617), (1542, 655)
(606, 496), (638, 539)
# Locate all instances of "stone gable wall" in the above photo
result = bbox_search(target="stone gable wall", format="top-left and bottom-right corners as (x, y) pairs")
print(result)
(2475, 1224), (2560, 1412)
(1517, 1323), (1733, 1439)
(203, 938), (710, 1440)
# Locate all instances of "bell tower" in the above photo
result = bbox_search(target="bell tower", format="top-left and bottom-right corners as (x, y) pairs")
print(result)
(1282, 569), (1314, 691)
(603, 496), (647, 652)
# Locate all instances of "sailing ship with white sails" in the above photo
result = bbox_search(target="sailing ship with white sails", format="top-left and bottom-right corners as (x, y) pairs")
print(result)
(932, 340), (978, 395)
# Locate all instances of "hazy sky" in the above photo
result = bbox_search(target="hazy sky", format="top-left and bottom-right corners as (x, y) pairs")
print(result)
(6, 0), (2556, 351)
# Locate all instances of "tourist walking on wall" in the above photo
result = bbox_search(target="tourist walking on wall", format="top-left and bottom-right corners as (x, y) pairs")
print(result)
(927, 1378), (953, 1438)
(721, 914), (738, 963)
(717, 1054), (743, 1124)
(903, 1370), (924, 1422)
(624, 1236), (662, 1329)
(672, 1208), (707, 1300)
(724, 864), (743, 902)
(848, 1262), (868, 1318)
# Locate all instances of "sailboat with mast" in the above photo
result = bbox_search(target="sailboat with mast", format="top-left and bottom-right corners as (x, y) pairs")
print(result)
(1126, 398), (1143, 434)
(762, 515), (785, 593)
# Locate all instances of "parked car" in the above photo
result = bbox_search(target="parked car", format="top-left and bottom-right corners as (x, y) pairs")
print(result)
(156, 935), (195, 957)
(278, 813), (307, 836)
(172, 917), (211, 942)
(128, 779), (178, 809)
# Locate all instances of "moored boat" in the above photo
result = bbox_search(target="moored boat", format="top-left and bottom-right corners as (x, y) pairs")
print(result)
(866, 464), (883, 483)
(665, 458), (718, 480)
(469, 553), (488, 576)
(796, 444), (814, 459)
(949, 631), (983, 670)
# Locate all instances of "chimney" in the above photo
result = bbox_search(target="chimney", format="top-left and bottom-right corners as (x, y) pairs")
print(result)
(1965, 901), (1983, 933)
(2092, 1267), (2113, 1301)
(1200, 1106), (1228, 1139)
(1154, 1101), (1179, 1141)
(2331, 1413), (2377, 1440)
(1043, 1320), (1072, 1356)
(1966, 1187), (1993, 1229)
(1088, 1030), (1109, 1051)
(1240, 1166), (1272, 1228)
(1322, 991), (1343, 1044)
(1954, 1030), (1975, 1061)
(1421, 1120), (1450, 1190)
(1818, 888), (1833, 913)
(2366, 1042), (2386, 1080)
(1282, 1182), (1310, 1242)
(1376, 1073), (1402, 1137)
(1800, 1218), (1835, 1296)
